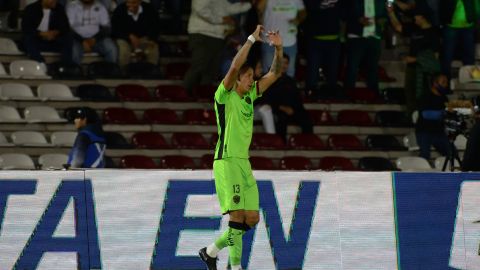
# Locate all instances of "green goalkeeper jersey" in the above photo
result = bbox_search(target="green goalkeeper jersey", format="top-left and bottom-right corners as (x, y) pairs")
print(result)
(214, 81), (261, 159)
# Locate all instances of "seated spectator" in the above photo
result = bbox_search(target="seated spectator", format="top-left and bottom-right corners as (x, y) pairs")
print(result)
(21, 0), (73, 66)
(259, 54), (313, 142)
(112, 0), (160, 68)
(66, 0), (118, 65)
(67, 107), (106, 168)
(253, 60), (276, 134)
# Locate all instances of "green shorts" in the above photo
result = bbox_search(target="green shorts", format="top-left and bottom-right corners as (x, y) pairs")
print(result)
(213, 158), (259, 215)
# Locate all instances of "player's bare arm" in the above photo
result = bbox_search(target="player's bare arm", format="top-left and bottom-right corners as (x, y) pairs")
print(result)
(258, 31), (283, 93)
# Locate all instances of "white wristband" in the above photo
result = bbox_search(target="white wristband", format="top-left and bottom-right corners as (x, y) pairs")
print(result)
(247, 35), (256, 44)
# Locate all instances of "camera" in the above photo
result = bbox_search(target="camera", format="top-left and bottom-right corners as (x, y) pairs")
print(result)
(444, 109), (469, 137)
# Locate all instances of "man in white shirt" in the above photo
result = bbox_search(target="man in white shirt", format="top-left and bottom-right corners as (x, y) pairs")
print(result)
(66, 0), (118, 64)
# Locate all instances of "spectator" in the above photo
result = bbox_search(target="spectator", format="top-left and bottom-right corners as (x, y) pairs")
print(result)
(260, 54), (313, 142)
(388, 4), (440, 114)
(344, 0), (388, 94)
(112, 0), (160, 68)
(253, 60), (276, 134)
(415, 73), (452, 160)
(304, 0), (344, 100)
(67, 107), (106, 168)
(66, 0), (118, 65)
(440, 0), (480, 77)
(183, 0), (251, 95)
(257, 0), (306, 77)
(461, 97), (480, 171)
(21, 0), (73, 66)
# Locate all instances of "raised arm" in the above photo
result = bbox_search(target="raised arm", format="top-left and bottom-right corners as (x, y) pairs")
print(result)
(223, 25), (264, 90)
(258, 31), (283, 93)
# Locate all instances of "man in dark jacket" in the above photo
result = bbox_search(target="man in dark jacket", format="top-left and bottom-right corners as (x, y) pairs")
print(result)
(21, 0), (73, 65)
(67, 107), (106, 168)
(111, 0), (160, 67)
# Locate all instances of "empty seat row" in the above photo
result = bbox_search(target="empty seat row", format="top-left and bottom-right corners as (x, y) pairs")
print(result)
(0, 60), (50, 79)
(0, 131), (76, 147)
(0, 83), (78, 101)
(0, 105), (67, 123)
(0, 153), (67, 170)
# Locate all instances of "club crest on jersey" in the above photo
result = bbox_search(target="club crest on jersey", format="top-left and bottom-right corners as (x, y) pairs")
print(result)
(233, 195), (241, 204)
(244, 96), (252, 104)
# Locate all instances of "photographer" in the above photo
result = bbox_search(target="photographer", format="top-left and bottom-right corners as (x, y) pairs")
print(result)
(462, 98), (480, 171)
(415, 73), (451, 160)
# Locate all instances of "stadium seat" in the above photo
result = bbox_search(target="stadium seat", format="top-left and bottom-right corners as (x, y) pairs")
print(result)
(103, 107), (140, 124)
(280, 156), (314, 170)
(131, 132), (169, 149)
(48, 61), (84, 79)
(38, 154), (68, 169)
(24, 106), (67, 123)
(200, 154), (214, 169)
(0, 131), (14, 147)
(0, 83), (38, 100)
(374, 111), (411, 127)
(159, 155), (196, 169)
(366, 135), (406, 151)
(308, 110), (335, 125)
(327, 134), (364, 150)
(155, 85), (191, 102)
(126, 62), (161, 79)
(454, 134), (467, 150)
(0, 105), (25, 122)
(37, 83), (79, 101)
(171, 132), (209, 149)
(194, 84), (216, 101)
(11, 131), (51, 147)
(165, 62), (190, 80)
(0, 63), (9, 78)
(183, 109), (216, 125)
(337, 110), (373, 126)
(104, 156), (117, 168)
(378, 66), (396, 82)
(76, 84), (116, 101)
(251, 133), (285, 150)
(358, 157), (397, 171)
(288, 134), (327, 150)
(51, 131), (77, 147)
(318, 156), (356, 171)
(143, 108), (180, 124)
(121, 155), (157, 169)
(403, 131), (419, 151)
(0, 153), (36, 170)
(210, 133), (219, 148)
(104, 132), (132, 149)
(396, 156), (433, 172)
(10, 60), (50, 79)
(115, 84), (153, 102)
(346, 88), (381, 104)
(458, 65), (478, 84)
(87, 61), (122, 78)
(383, 88), (406, 104)
(434, 156), (461, 171)
(250, 156), (276, 170)
(0, 37), (22, 55)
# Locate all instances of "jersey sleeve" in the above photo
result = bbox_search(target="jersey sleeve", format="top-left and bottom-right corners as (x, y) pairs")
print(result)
(249, 81), (261, 101)
(214, 81), (231, 104)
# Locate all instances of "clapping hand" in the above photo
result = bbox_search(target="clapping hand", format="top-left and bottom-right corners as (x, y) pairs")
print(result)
(265, 30), (282, 48)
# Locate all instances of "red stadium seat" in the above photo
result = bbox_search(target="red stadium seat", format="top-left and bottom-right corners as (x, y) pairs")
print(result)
(200, 154), (214, 169)
(121, 155), (157, 169)
(337, 110), (373, 126)
(194, 84), (216, 101)
(327, 134), (365, 150)
(288, 134), (327, 150)
(103, 107), (140, 124)
(159, 155), (196, 169)
(131, 132), (170, 149)
(318, 156), (356, 171)
(143, 108), (180, 124)
(210, 133), (219, 148)
(115, 84), (153, 101)
(251, 133), (285, 150)
(165, 62), (190, 80)
(155, 85), (191, 102)
(250, 156), (276, 170)
(183, 109), (216, 125)
(346, 88), (382, 104)
(280, 156), (314, 170)
(308, 110), (335, 125)
(171, 132), (210, 149)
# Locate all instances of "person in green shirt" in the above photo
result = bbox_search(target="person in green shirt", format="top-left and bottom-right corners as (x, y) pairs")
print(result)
(199, 25), (283, 270)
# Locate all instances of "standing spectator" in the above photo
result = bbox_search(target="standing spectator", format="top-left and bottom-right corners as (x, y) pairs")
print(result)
(112, 0), (160, 68)
(344, 0), (387, 94)
(66, 0), (118, 65)
(21, 0), (73, 66)
(304, 0), (344, 100)
(440, 0), (480, 77)
(67, 107), (106, 168)
(261, 54), (313, 142)
(183, 0), (251, 95)
(257, 0), (306, 77)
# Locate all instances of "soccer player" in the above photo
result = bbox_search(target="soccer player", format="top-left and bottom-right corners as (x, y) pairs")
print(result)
(199, 25), (283, 270)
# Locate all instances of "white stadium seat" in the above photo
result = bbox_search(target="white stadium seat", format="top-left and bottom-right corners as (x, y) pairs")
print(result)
(396, 156), (433, 172)
(38, 154), (68, 169)
(403, 131), (419, 151)
(0, 105), (25, 123)
(454, 134), (467, 151)
(9, 60), (51, 79)
(24, 106), (68, 123)
(0, 83), (38, 100)
(0, 132), (14, 147)
(37, 83), (79, 101)
(51, 131), (77, 147)
(0, 37), (23, 55)
(0, 153), (36, 170)
(0, 63), (10, 78)
(11, 131), (52, 147)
